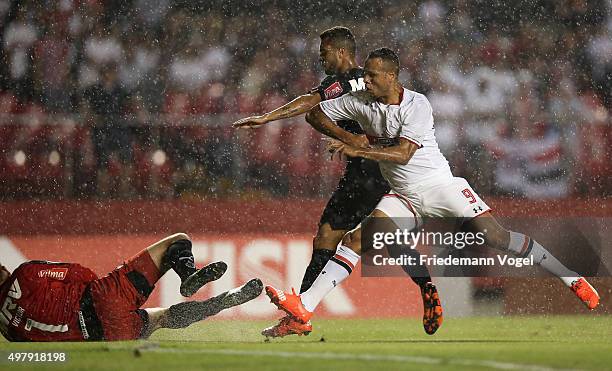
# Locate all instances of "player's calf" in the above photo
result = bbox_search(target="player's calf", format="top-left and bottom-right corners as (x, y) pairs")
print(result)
(466, 215), (600, 310)
(156, 278), (264, 331)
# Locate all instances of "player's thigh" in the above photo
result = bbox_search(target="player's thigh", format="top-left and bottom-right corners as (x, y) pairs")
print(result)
(90, 250), (159, 318)
(121, 248), (162, 297)
(463, 211), (510, 249)
(372, 194), (419, 231)
(337, 206), (397, 254)
(319, 161), (389, 237)
(357, 199), (418, 254)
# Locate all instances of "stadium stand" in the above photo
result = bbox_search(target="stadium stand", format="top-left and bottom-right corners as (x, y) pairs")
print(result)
(0, 0), (610, 200)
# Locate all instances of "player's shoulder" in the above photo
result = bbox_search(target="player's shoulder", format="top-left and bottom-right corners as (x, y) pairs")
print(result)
(345, 67), (365, 79)
(319, 74), (337, 86)
(402, 89), (432, 111)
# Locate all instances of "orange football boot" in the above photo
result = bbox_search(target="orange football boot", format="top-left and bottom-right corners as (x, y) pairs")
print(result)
(571, 278), (600, 310)
(261, 316), (312, 338)
(265, 286), (313, 324)
(422, 282), (443, 335)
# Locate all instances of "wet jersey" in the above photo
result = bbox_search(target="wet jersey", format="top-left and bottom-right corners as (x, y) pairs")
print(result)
(0, 261), (98, 341)
(319, 88), (453, 194)
(311, 68), (367, 134)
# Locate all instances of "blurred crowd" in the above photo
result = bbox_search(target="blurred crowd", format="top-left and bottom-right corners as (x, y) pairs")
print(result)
(0, 0), (610, 200)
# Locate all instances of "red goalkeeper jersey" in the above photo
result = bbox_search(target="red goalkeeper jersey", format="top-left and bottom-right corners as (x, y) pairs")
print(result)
(0, 261), (98, 341)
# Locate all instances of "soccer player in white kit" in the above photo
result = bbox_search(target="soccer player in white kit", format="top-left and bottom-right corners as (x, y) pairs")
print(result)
(265, 48), (600, 329)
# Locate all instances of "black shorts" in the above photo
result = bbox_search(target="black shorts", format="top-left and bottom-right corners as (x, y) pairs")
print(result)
(319, 158), (390, 231)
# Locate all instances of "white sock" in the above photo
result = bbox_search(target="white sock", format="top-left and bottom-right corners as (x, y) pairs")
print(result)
(300, 245), (360, 312)
(508, 231), (579, 286)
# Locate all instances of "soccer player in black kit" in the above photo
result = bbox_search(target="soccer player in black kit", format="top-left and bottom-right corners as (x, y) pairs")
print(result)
(232, 27), (442, 337)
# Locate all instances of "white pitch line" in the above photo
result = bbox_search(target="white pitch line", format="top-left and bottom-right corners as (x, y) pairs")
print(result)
(141, 348), (581, 371)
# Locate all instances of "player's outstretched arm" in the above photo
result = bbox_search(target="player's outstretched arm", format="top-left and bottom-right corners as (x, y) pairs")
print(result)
(139, 278), (263, 338)
(328, 138), (418, 165)
(305, 105), (368, 148)
(232, 93), (321, 128)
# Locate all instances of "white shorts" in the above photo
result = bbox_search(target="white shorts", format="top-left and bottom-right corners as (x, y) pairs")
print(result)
(375, 177), (491, 222)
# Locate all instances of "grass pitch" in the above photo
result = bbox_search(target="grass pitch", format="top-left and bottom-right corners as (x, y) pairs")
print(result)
(1, 316), (611, 370)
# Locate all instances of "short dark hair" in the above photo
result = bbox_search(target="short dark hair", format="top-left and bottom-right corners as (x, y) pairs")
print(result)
(320, 26), (356, 56)
(366, 47), (400, 75)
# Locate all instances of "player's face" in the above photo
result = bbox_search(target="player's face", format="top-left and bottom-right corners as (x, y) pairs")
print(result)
(0, 265), (10, 287)
(319, 42), (342, 75)
(364, 58), (395, 98)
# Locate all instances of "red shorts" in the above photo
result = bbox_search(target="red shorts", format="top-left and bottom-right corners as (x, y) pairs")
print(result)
(89, 250), (161, 340)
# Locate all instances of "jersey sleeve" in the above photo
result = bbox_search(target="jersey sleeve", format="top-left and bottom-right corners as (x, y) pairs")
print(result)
(319, 94), (361, 123)
(399, 96), (433, 148)
(311, 76), (344, 101)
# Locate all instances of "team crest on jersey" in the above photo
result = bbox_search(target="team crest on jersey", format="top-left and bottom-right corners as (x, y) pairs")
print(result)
(38, 268), (68, 280)
(324, 81), (343, 99)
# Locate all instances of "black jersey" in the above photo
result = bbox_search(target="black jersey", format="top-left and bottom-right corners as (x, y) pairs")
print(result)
(311, 68), (366, 134)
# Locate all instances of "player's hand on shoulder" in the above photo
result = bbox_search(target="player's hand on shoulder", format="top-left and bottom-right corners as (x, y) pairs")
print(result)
(231, 115), (268, 128)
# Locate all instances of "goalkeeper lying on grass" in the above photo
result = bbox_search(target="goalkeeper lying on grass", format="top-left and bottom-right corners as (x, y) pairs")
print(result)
(0, 233), (262, 341)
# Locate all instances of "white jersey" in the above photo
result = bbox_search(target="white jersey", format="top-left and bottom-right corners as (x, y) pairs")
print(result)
(319, 88), (453, 195)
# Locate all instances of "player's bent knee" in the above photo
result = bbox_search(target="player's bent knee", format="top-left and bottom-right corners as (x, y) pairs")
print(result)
(341, 230), (361, 254)
(313, 235), (342, 251)
(171, 232), (190, 241)
(313, 224), (346, 251)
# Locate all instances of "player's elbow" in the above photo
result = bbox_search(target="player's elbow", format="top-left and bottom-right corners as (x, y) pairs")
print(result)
(301, 93), (321, 110)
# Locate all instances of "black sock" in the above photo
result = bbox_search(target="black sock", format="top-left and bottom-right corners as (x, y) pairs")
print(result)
(165, 296), (225, 329)
(387, 244), (432, 290)
(162, 239), (197, 282)
(299, 249), (335, 293)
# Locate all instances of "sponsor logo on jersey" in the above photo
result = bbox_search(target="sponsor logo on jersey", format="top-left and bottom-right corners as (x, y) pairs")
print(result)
(38, 268), (68, 280)
(324, 81), (343, 99)
(11, 306), (24, 327)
